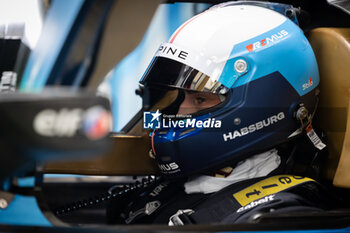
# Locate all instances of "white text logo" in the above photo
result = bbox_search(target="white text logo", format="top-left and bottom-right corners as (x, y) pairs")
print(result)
(33, 106), (110, 139)
(246, 30), (289, 52)
(223, 112), (285, 141)
(158, 162), (180, 173)
(302, 77), (313, 91)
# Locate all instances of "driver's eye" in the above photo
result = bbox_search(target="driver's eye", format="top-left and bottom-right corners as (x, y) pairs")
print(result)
(193, 97), (206, 105)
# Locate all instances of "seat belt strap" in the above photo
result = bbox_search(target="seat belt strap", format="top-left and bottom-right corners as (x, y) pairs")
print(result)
(232, 175), (314, 206)
(170, 175), (316, 225)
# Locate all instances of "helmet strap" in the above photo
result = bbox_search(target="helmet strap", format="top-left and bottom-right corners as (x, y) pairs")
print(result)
(295, 104), (326, 151)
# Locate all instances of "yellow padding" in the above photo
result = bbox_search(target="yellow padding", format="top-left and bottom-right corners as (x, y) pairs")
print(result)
(233, 175), (314, 206)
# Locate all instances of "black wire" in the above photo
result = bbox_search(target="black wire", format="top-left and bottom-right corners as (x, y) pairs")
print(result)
(54, 176), (157, 216)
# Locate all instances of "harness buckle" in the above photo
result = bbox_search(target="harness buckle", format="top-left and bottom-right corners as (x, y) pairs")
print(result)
(169, 209), (194, 226)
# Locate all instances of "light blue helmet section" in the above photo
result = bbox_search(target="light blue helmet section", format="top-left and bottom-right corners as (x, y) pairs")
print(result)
(219, 19), (319, 97)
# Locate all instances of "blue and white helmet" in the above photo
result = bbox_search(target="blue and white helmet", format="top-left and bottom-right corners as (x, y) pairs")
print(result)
(139, 2), (320, 177)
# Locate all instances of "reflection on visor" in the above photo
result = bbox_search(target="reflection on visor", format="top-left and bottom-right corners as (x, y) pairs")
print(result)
(140, 57), (228, 94)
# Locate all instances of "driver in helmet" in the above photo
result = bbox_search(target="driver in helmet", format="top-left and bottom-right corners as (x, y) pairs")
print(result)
(109, 2), (339, 225)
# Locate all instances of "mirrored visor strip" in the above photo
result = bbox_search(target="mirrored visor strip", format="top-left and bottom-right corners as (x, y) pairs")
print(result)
(140, 56), (229, 94)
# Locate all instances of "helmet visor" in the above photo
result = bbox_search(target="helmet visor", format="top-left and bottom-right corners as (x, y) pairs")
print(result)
(140, 56), (228, 95)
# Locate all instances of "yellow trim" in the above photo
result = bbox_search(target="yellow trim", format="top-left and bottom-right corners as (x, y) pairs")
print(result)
(233, 175), (315, 206)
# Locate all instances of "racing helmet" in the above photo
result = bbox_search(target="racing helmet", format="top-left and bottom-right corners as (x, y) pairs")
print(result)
(139, 2), (320, 177)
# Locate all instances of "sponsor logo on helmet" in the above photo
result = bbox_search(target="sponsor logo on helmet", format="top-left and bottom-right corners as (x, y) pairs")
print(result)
(158, 162), (180, 173)
(246, 30), (289, 52)
(302, 77), (313, 91)
(33, 106), (111, 139)
(236, 195), (275, 213)
(143, 110), (222, 129)
(223, 112), (285, 141)
(158, 44), (188, 60)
